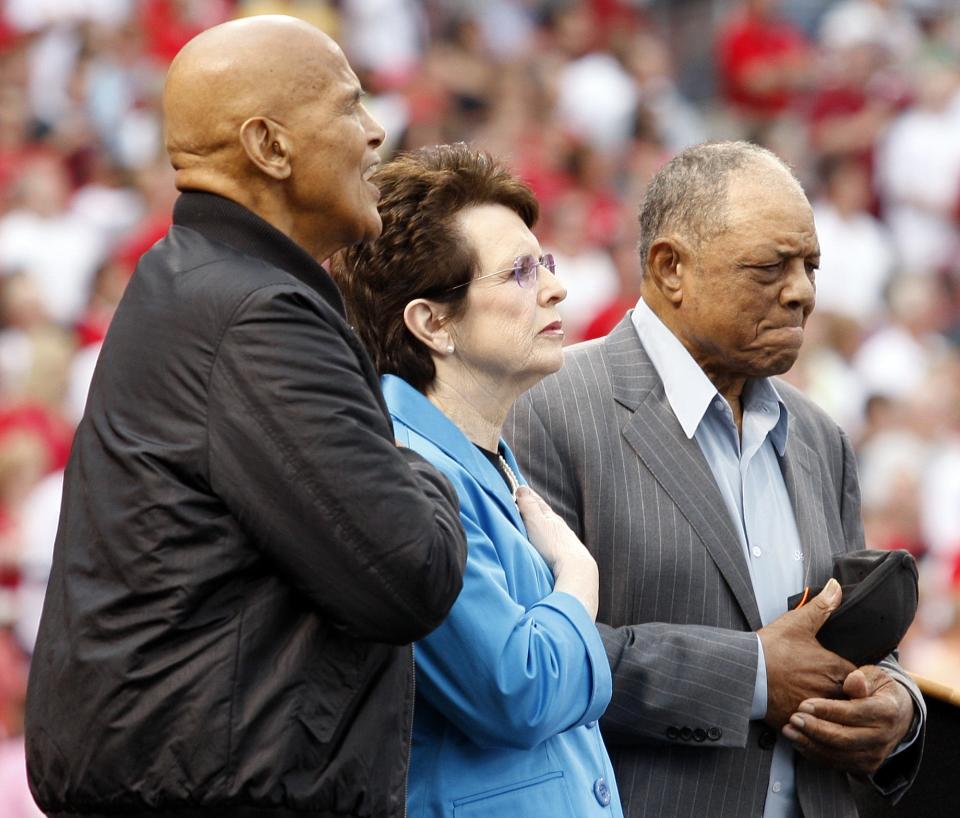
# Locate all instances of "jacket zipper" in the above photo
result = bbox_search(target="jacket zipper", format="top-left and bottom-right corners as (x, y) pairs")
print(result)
(402, 643), (415, 818)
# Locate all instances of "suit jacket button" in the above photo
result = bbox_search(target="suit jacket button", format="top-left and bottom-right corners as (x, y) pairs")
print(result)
(758, 727), (776, 750)
(593, 777), (612, 807)
(693, 728), (707, 742)
(680, 726), (693, 741)
(707, 726), (722, 741)
(666, 726), (680, 740)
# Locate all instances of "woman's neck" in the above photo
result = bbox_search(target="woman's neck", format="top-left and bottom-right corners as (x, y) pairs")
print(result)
(427, 374), (516, 452)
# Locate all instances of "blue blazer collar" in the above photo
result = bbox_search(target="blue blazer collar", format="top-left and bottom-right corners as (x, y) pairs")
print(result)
(381, 375), (526, 527)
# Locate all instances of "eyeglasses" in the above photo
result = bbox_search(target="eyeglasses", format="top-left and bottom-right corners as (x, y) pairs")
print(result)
(447, 253), (557, 292)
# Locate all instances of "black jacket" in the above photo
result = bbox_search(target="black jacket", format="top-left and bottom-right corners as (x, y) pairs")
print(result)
(25, 192), (467, 818)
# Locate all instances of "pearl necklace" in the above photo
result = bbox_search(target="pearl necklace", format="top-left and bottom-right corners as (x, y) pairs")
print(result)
(497, 452), (521, 499)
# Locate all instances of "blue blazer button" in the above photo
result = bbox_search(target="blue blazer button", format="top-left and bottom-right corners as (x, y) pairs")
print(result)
(594, 776), (612, 807)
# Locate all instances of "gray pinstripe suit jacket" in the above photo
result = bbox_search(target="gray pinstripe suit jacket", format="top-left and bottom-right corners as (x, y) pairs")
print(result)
(505, 313), (924, 818)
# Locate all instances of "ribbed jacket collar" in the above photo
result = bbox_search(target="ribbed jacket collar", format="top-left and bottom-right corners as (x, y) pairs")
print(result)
(172, 191), (346, 317)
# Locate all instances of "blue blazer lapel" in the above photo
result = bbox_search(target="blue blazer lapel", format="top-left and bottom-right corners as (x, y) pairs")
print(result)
(606, 316), (763, 630)
(381, 374), (526, 531)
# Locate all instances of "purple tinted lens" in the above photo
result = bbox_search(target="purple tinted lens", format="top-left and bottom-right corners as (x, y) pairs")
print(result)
(515, 255), (538, 287)
(515, 254), (556, 287)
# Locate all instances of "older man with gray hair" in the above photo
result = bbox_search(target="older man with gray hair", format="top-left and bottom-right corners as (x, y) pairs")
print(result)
(507, 141), (924, 818)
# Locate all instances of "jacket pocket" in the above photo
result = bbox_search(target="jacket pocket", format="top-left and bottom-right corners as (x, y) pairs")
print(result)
(452, 771), (574, 818)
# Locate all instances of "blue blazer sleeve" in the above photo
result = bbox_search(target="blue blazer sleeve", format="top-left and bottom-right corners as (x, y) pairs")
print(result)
(414, 485), (611, 751)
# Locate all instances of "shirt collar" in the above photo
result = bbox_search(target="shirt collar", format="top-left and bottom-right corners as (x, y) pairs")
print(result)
(630, 298), (790, 453)
(172, 191), (347, 318)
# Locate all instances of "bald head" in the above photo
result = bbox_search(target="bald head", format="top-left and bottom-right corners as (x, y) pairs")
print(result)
(162, 15), (386, 260)
(163, 15), (342, 190)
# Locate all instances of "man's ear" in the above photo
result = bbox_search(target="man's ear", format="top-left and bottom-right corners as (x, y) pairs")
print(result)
(239, 117), (291, 180)
(403, 299), (453, 356)
(646, 236), (690, 306)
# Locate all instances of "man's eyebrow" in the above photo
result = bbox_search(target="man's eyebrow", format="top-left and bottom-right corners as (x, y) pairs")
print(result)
(341, 86), (363, 107)
(774, 247), (821, 259)
(735, 247), (820, 265)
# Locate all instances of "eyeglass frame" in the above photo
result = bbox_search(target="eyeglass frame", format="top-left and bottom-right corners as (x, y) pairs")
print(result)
(444, 253), (557, 292)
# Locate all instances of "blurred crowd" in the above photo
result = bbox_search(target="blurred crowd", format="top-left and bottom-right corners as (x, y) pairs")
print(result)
(1, 0), (959, 812)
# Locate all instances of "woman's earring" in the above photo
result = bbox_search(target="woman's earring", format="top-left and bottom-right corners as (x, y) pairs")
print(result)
(446, 344), (455, 355)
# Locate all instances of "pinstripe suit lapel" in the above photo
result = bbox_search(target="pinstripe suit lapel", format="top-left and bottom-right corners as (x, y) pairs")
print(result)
(605, 316), (763, 630)
(779, 428), (834, 590)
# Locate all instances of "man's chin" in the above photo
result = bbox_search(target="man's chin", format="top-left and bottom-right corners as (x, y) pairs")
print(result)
(755, 350), (801, 378)
(358, 212), (383, 244)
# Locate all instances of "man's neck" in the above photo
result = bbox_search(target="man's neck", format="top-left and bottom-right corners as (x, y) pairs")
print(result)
(640, 289), (748, 434)
(173, 174), (335, 263)
(703, 371), (747, 434)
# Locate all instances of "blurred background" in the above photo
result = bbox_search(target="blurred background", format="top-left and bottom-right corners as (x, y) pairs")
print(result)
(0, 1), (959, 813)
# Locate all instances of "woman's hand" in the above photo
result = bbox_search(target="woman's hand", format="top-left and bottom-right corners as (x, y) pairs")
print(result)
(516, 486), (599, 620)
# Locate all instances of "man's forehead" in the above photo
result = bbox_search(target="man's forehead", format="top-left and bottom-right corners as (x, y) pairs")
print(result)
(728, 161), (806, 202)
(322, 48), (361, 94)
(285, 44), (359, 107)
(711, 181), (817, 253)
(726, 169), (812, 218)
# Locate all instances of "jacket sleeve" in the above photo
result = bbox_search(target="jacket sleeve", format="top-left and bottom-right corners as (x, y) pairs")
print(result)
(837, 427), (926, 800)
(206, 284), (467, 644)
(506, 388), (759, 749)
(414, 500), (611, 751)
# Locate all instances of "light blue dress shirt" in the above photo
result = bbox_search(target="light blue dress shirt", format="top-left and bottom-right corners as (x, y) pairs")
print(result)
(632, 299), (804, 818)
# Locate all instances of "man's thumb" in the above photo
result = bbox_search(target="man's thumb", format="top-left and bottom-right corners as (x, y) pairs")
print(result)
(801, 578), (842, 632)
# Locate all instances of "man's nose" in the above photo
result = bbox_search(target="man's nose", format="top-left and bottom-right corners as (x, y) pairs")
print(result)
(782, 261), (816, 311)
(362, 105), (385, 149)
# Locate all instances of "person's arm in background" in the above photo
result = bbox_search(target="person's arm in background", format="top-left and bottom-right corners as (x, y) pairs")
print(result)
(207, 285), (467, 644)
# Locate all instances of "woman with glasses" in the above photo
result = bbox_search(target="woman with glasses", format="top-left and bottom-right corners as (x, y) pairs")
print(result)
(332, 144), (622, 818)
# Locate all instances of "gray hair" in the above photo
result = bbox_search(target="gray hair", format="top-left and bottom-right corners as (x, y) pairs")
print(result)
(637, 141), (799, 276)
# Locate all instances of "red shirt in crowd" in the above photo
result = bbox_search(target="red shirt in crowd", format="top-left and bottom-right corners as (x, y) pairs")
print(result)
(717, 9), (810, 118)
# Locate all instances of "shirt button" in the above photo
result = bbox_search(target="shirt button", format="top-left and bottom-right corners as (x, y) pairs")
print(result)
(586, 720), (597, 729)
(772, 781), (782, 794)
(752, 546), (762, 558)
(593, 777), (612, 807)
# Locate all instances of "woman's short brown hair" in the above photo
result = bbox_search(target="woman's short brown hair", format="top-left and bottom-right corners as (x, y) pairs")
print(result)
(331, 143), (539, 393)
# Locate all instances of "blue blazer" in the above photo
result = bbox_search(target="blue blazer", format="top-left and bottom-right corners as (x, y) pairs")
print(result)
(383, 376), (622, 818)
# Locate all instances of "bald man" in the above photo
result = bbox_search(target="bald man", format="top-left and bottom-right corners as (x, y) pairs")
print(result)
(25, 16), (467, 818)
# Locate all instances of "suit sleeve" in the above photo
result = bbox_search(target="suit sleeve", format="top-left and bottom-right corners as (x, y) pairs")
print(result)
(837, 428), (927, 799)
(413, 504), (611, 751)
(206, 285), (467, 644)
(506, 388), (759, 749)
